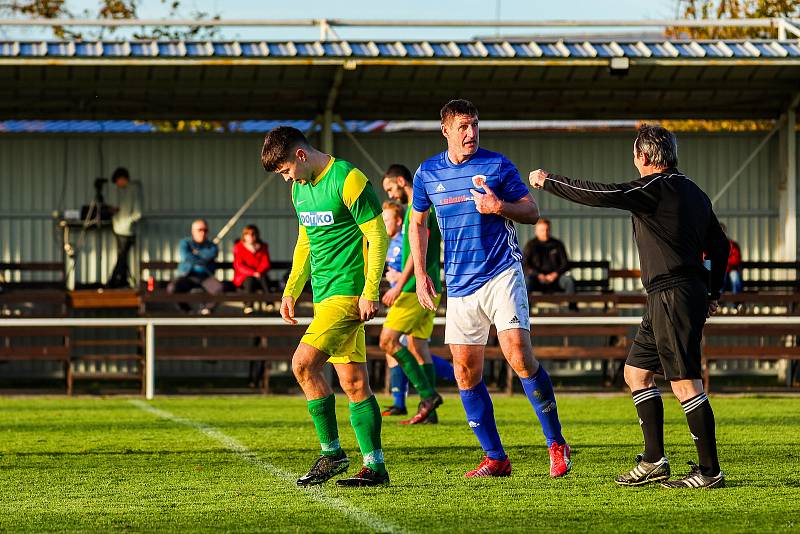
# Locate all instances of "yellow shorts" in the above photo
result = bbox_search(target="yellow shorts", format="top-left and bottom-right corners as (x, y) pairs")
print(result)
(301, 295), (366, 364)
(384, 291), (441, 339)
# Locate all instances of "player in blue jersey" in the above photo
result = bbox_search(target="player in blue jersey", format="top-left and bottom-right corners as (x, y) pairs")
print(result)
(408, 99), (572, 478)
(381, 199), (410, 414)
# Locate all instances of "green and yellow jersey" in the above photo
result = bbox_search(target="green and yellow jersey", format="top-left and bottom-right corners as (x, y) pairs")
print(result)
(283, 157), (387, 303)
(401, 206), (442, 294)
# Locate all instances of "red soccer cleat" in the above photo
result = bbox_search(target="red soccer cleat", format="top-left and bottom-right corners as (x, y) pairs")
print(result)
(465, 456), (512, 478)
(548, 442), (572, 478)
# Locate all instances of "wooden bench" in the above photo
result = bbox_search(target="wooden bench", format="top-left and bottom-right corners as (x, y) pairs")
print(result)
(568, 260), (610, 292)
(0, 326), (72, 393)
(0, 262), (67, 316)
(365, 323), (630, 393)
(69, 330), (146, 393)
(154, 325), (305, 393)
(139, 260), (293, 315)
(740, 261), (799, 292)
(702, 323), (800, 391)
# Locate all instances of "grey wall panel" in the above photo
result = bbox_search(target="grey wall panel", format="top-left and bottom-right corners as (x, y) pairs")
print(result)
(0, 131), (785, 287)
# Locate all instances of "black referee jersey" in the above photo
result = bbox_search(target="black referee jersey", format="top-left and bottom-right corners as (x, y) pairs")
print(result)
(542, 168), (729, 298)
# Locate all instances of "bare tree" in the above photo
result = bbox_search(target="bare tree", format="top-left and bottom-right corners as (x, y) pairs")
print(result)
(668, 0), (800, 39)
(0, 0), (220, 39)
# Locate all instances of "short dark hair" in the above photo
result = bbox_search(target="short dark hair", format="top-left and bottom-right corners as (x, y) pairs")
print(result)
(111, 167), (129, 183)
(261, 126), (309, 172)
(440, 99), (479, 124)
(383, 164), (412, 183)
(635, 124), (678, 169)
(537, 218), (551, 227)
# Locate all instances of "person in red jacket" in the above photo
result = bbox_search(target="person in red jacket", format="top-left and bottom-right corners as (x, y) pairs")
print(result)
(233, 224), (271, 314)
(720, 224), (743, 294)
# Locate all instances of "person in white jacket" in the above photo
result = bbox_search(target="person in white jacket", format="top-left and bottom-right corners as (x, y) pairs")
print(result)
(107, 167), (143, 289)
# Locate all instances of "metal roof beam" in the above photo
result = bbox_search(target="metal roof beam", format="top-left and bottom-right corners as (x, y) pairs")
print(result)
(0, 17), (790, 28)
(0, 17), (796, 40)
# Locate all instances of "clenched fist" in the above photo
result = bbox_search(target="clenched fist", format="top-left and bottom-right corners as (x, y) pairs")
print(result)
(529, 169), (549, 189)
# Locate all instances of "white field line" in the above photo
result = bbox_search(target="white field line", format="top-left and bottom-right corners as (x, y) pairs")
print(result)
(129, 400), (407, 534)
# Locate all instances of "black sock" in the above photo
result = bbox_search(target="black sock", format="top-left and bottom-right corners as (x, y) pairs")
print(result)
(632, 387), (665, 463)
(681, 392), (720, 476)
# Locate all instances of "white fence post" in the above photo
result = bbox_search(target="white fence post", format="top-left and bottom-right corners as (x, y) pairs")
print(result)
(145, 321), (155, 400)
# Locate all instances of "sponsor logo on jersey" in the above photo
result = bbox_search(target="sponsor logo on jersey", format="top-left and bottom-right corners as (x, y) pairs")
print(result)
(472, 174), (487, 188)
(299, 211), (335, 227)
(440, 195), (472, 206)
(435, 183), (446, 193)
(509, 315), (520, 325)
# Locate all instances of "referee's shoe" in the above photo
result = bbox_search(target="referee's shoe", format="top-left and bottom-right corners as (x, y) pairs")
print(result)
(615, 454), (670, 486)
(661, 461), (725, 489)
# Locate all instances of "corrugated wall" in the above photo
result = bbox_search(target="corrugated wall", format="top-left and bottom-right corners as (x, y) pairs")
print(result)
(0, 130), (784, 288)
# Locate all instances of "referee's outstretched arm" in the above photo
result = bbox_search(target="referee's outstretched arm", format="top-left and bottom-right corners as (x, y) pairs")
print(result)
(530, 170), (659, 213)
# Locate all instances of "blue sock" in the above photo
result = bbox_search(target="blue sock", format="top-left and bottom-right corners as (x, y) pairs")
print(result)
(520, 365), (565, 447)
(459, 381), (506, 460)
(432, 354), (456, 382)
(389, 366), (408, 409)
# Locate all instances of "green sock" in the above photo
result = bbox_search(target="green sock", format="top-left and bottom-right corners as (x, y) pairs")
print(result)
(307, 394), (341, 456)
(349, 395), (386, 474)
(423, 363), (437, 390)
(393, 348), (435, 399)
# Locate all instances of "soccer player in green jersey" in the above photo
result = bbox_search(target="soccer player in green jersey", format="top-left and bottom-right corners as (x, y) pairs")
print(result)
(379, 164), (444, 425)
(261, 127), (390, 487)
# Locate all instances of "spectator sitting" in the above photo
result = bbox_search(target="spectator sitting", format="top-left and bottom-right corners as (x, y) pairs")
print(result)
(523, 218), (577, 308)
(167, 219), (223, 315)
(382, 200), (405, 287)
(233, 224), (272, 315)
(720, 223), (743, 294)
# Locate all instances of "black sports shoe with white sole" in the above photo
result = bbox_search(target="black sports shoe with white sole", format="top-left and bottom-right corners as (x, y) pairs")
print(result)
(335, 466), (390, 487)
(296, 452), (349, 487)
(661, 461), (725, 489)
(615, 454), (670, 486)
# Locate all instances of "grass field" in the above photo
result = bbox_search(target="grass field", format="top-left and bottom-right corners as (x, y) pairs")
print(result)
(1, 394), (798, 533)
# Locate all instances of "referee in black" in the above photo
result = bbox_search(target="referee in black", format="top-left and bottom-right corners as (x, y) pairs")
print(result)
(529, 124), (729, 489)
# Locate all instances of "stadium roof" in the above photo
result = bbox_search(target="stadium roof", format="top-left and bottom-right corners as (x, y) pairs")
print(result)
(2, 37), (799, 120)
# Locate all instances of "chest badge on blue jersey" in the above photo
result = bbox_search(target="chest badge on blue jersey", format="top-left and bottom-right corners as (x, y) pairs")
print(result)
(472, 174), (487, 188)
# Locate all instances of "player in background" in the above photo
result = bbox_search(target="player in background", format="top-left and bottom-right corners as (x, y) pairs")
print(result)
(261, 126), (390, 487)
(381, 199), (410, 415)
(379, 164), (444, 424)
(530, 124), (727, 489)
(409, 99), (571, 478)
(382, 197), (457, 418)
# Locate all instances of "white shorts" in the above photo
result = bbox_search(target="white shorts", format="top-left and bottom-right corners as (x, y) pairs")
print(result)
(445, 264), (531, 345)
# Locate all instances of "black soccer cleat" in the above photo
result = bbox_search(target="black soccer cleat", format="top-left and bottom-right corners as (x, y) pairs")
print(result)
(335, 466), (390, 487)
(381, 405), (408, 416)
(615, 454), (670, 486)
(660, 461), (725, 489)
(296, 451), (349, 487)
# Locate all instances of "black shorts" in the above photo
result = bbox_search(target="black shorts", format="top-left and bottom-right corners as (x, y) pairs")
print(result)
(626, 279), (708, 381)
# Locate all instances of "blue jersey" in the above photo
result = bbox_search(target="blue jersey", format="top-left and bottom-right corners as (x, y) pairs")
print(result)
(386, 232), (404, 286)
(412, 148), (529, 297)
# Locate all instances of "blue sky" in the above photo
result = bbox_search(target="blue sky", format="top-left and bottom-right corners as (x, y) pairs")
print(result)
(3, 0), (681, 40)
